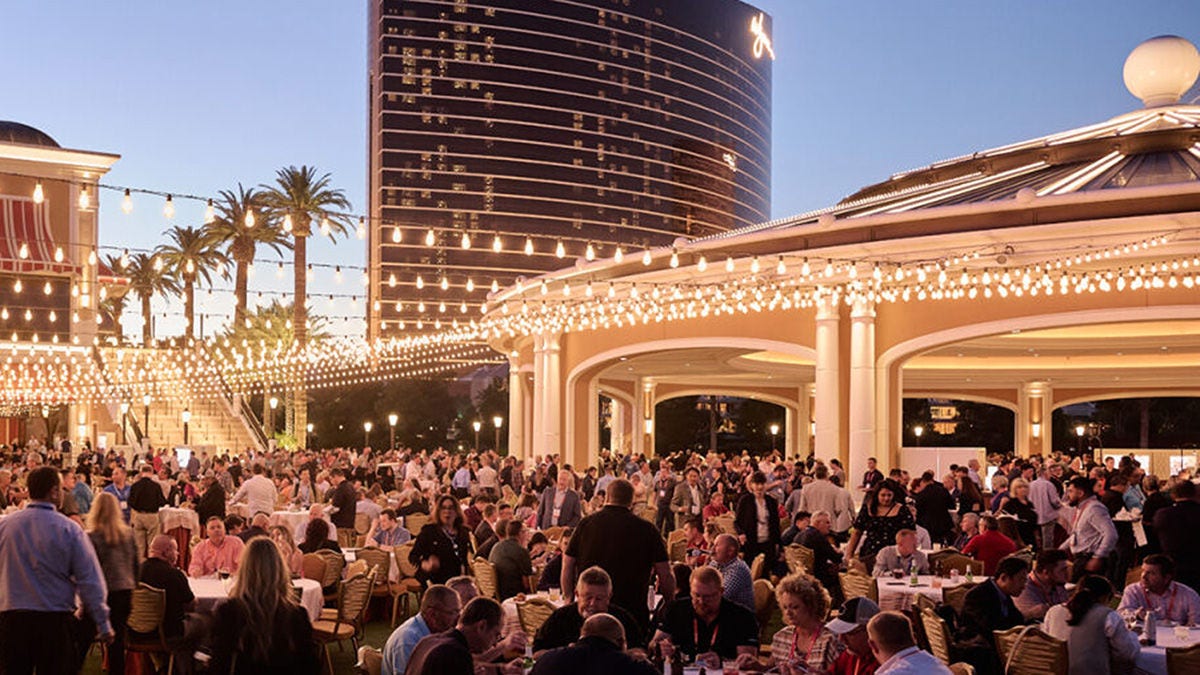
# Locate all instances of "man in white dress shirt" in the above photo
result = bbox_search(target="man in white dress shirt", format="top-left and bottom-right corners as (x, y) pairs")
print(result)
(230, 463), (277, 518)
(868, 611), (952, 675)
(1117, 553), (1200, 625)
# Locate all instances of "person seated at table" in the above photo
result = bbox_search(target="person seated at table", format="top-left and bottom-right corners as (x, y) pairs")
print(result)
(736, 572), (844, 673)
(297, 517), (342, 555)
(224, 514), (246, 539)
(489, 520), (534, 601)
(871, 529), (929, 578)
(473, 503), (499, 552)
(270, 525), (305, 577)
(528, 530), (552, 566)
(1043, 575), (1140, 675)
(781, 510), (811, 547)
(650, 566), (759, 670)
(825, 597), (881, 675)
(167, 473), (196, 507)
(961, 515), (1017, 576)
(356, 487), (383, 527)
(446, 575), (479, 605)
(952, 512), (980, 550)
(678, 517), (708, 567)
(304, 504), (337, 541)
(196, 473), (225, 526)
(139, 534), (195, 640)
(800, 510), (846, 606)
(238, 512), (270, 543)
(368, 508), (412, 549)
(866, 611), (953, 675)
(709, 533), (755, 611)
(189, 516), (245, 578)
(533, 565), (646, 654)
(381, 585), (462, 675)
(207, 537), (320, 674)
(671, 563), (693, 601)
(478, 517), (508, 559)
(404, 597), (514, 675)
(1117, 553), (1200, 625)
(1015, 549), (1071, 621)
(957, 556), (1030, 675)
(536, 530), (568, 592)
(531, 613), (659, 675)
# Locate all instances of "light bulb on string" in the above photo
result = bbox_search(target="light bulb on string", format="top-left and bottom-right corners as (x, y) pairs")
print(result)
(555, 240), (566, 258)
(334, 266), (343, 283)
(32, 182), (44, 204)
(440, 275), (449, 291)
(424, 229), (436, 247)
(776, 256), (786, 275)
(614, 247), (624, 263)
(388, 273), (397, 288)
(461, 231), (471, 249)
(77, 186), (90, 210)
(88, 249), (97, 266)
(585, 242), (596, 261)
(203, 199), (213, 223)
(492, 234), (502, 252)
(750, 256), (760, 274)
(669, 250), (679, 268)
(17, 243), (28, 260)
(320, 218), (331, 237)
(524, 237), (534, 255)
(53, 246), (63, 263)
(465, 278), (475, 292)
(415, 275), (424, 290)
(697, 255), (707, 272)
(43, 281), (51, 295)
(391, 227), (402, 243)
(356, 217), (366, 239)
(491, 279), (499, 293)
(244, 209), (256, 228)
(725, 256), (734, 272)
(162, 194), (175, 220)
(121, 189), (133, 214)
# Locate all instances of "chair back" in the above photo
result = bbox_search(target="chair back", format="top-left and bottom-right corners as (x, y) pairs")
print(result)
(516, 597), (557, 635)
(337, 570), (376, 625)
(355, 646), (383, 675)
(669, 539), (687, 563)
(127, 583), (166, 635)
(405, 513), (430, 533)
(1167, 643), (1200, 675)
(942, 582), (978, 615)
(356, 547), (391, 585)
(395, 542), (419, 578)
(712, 514), (736, 535)
(354, 513), (372, 536)
(948, 663), (976, 675)
(938, 553), (984, 576)
(749, 553), (766, 580)
(667, 529), (687, 548)
(783, 544), (813, 575)
(752, 578), (776, 642)
(994, 625), (1069, 675)
(473, 557), (499, 599)
(302, 552), (329, 583)
(997, 518), (1024, 547)
(543, 526), (565, 543)
(920, 607), (954, 665)
(839, 570), (878, 603)
(641, 505), (657, 523)
(317, 550), (346, 588)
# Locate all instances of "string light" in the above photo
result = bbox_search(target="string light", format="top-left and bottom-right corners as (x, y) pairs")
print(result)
(613, 247), (624, 263)
(642, 249), (652, 266)
(356, 217), (366, 239)
(77, 186), (90, 210)
(492, 234), (503, 253)
(121, 189), (133, 214)
(244, 209), (255, 228)
(164, 195), (175, 220)
(425, 229), (436, 247)
(460, 231), (471, 249)
(203, 198), (213, 223)
(32, 182), (44, 204)
(391, 227), (402, 244)
(282, 214), (292, 232)
(585, 242), (596, 261)
(697, 255), (707, 272)
(524, 237), (534, 256)
(555, 240), (566, 258)
(320, 218), (331, 237)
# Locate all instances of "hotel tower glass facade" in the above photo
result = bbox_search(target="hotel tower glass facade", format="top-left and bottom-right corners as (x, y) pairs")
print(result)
(367, 0), (771, 336)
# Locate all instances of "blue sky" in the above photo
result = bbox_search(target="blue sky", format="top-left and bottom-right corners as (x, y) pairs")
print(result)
(2, 1), (1196, 336)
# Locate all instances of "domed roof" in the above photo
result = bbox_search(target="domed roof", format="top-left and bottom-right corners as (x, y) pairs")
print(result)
(0, 121), (60, 148)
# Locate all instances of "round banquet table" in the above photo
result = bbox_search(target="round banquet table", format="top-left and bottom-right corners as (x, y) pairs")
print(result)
(1135, 625), (1200, 675)
(876, 575), (989, 611)
(188, 577), (323, 623)
(158, 507), (201, 571)
(269, 509), (337, 544)
(500, 592), (566, 635)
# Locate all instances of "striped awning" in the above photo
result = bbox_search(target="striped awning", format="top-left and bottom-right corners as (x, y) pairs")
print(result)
(0, 196), (75, 274)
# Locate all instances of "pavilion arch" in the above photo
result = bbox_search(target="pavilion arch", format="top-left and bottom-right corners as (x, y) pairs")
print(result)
(875, 304), (1200, 464)
(1052, 390), (1200, 411)
(904, 392), (1020, 414)
(565, 337), (817, 466)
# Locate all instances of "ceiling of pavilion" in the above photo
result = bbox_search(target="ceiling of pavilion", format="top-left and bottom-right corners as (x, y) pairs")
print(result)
(903, 319), (1200, 391)
(598, 347), (813, 389)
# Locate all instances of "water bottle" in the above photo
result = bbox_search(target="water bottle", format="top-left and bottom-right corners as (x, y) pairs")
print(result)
(522, 642), (535, 674)
(1145, 611), (1157, 646)
(965, 565), (974, 583)
(910, 559), (919, 586)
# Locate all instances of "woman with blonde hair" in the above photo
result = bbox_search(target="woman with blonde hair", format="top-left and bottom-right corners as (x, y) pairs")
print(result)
(737, 572), (843, 674)
(208, 537), (319, 673)
(86, 492), (139, 675)
(269, 524), (304, 577)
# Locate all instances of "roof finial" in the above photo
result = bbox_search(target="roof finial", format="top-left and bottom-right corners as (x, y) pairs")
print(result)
(1123, 35), (1200, 108)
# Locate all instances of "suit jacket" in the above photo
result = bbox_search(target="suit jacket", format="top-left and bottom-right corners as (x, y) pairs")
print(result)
(914, 482), (957, 542)
(537, 488), (582, 529)
(734, 493), (782, 547)
(797, 526), (843, 580)
(670, 481), (708, 528)
(404, 629), (473, 675)
(196, 483), (226, 525)
(958, 579), (1025, 641)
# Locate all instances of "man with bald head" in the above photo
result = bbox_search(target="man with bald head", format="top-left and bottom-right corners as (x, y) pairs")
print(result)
(139, 534), (195, 639)
(531, 613), (658, 675)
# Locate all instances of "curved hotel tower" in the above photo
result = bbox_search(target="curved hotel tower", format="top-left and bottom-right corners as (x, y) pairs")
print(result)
(367, 0), (772, 336)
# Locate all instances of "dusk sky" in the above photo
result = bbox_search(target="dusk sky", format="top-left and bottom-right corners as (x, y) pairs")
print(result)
(2, 1), (1196, 335)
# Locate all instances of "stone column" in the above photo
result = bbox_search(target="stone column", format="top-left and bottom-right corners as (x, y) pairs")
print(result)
(814, 297), (841, 461)
(507, 355), (525, 459)
(542, 333), (562, 459)
(531, 335), (545, 461)
(795, 384), (813, 459)
(610, 397), (624, 455)
(641, 379), (656, 456)
(848, 297), (876, 478)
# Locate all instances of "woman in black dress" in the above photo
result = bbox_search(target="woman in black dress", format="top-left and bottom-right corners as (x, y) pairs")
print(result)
(847, 480), (915, 571)
(408, 494), (472, 585)
(1001, 478), (1039, 547)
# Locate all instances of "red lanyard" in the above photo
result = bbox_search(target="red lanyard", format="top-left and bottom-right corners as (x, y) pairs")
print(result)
(789, 627), (815, 664)
(1142, 583), (1177, 618)
(694, 617), (719, 652)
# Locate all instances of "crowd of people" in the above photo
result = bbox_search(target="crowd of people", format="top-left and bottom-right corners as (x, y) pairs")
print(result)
(0, 437), (1198, 675)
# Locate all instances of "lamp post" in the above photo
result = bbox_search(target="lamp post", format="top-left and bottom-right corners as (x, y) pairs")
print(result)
(363, 421), (373, 448)
(913, 425), (924, 447)
(388, 413), (398, 450)
(472, 420), (482, 453)
(142, 393), (151, 441)
(1075, 424), (1086, 457)
(769, 423), (780, 452)
(181, 408), (191, 445)
(306, 422), (314, 449)
(493, 415), (503, 453)
(267, 396), (278, 438)
(119, 401), (130, 445)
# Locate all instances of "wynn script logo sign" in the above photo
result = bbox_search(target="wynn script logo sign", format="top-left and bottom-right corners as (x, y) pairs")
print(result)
(750, 13), (775, 61)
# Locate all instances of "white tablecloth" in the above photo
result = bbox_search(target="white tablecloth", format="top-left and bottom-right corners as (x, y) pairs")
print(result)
(269, 510), (336, 543)
(876, 575), (989, 611)
(158, 507), (200, 532)
(500, 592), (566, 635)
(188, 577), (323, 623)
(1135, 625), (1200, 675)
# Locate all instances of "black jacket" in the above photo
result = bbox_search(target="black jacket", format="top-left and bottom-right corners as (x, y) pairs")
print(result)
(196, 483), (226, 525)
(734, 493), (781, 546)
(1154, 500), (1200, 591)
(530, 636), (658, 675)
(914, 482), (956, 542)
(958, 579), (1025, 641)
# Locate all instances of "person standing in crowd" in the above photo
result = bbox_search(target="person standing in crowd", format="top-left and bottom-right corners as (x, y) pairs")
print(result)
(1062, 476), (1118, 583)
(798, 464), (855, 542)
(735, 471), (781, 579)
(860, 457), (884, 493)
(196, 472), (226, 526)
(410, 494), (473, 586)
(72, 466), (95, 515)
(531, 613), (658, 675)
(1043, 575), (1140, 675)
(826, 597), (882, 675)
(563, 478), (674, 631)
(872, 530), (929, 578)
(653, 463), (677, 535)
(103, 466), (132, 522)
(85, 492), (139, 675)
(1015, 549), (1071, 621)
(912, 471), (955, 546)
(127, 465), (168, 561)
(670, 467), (707, 530)
(1030, 463), (1064, 550)
(0, 466), (113, 673)
(1153, 478), (1200, 592)
(651, 566), (759, 669)
(404, 597), (508, 675)
(1001, 478), (1039, 547)
(847, 480), (915, 572)
(961, 516), (1017, 576)
(381, 585), (461, 675)
(207, 538), (319, 674)
(327, 468), (357, 548)
(1117, 553), (1200, 625)
(538, 469), (582, 529)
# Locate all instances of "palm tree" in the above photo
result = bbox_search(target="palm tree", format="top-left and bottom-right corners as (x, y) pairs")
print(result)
(202, 184), (292, 327)
(123, 253), (180, 346)
(156, 226), (229, 340)
(260, 165), (352, 438)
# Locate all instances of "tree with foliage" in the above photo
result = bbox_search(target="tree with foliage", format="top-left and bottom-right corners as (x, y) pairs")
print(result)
(156, 225), (228, 340)
(202, 184), (292, 327)
(122, 252), (180, 346)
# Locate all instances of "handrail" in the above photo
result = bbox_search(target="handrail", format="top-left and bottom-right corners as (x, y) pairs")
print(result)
(197, 345), (269, 453)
